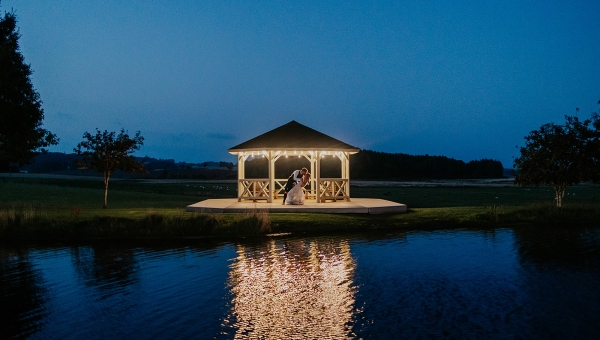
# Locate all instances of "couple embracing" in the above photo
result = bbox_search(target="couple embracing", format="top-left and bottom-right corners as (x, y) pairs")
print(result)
(282, 167), (310, 205)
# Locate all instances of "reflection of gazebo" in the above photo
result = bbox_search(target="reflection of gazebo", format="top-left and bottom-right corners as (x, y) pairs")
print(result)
(224, 239), (355, 337)
(228, 121), (359, 203)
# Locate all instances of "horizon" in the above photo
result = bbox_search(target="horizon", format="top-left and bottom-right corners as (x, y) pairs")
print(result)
(3, 1), (600, 168)
(33, 149), (512, 170)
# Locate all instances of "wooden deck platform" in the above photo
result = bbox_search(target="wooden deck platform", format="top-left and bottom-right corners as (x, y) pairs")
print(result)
(186, 198), (407, 214)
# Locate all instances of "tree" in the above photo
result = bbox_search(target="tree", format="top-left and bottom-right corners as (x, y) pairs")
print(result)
(74, 129), (145, 209)
(0, 9), (58, 172)
(514, 111), (600, 207)
(584, 108), (600, 183)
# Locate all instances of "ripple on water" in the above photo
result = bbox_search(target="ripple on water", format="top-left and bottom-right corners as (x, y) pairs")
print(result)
(2, 228), (600, 339)
(221, 237), (359, 339)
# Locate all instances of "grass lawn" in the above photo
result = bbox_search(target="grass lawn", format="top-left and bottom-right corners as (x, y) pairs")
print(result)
(0, 176), (242, 218)
(351, 184), (599, 208)
(1, 175), (599, 239)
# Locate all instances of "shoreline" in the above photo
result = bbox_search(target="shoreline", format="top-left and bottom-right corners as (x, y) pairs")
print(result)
(2, 175), (599, 241)
(2, 206), (599, 242)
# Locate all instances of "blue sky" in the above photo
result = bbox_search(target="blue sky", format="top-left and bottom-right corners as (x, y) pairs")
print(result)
(4, 0), (600, 167)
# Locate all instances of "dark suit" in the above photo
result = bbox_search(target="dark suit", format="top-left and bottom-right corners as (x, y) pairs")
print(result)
(283, 170), (303, 203)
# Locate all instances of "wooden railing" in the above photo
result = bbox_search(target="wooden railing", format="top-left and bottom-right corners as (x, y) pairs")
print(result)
(238, 179), (270, 201)
(318, 178), (349, 202)
(273, 179), (287, 199)
(238, 178), (349, 202)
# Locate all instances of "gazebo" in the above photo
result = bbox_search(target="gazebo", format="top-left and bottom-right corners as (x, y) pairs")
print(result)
(228, 121), (360, 203)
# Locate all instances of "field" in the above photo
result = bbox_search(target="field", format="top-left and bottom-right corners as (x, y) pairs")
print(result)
(1, 174), (599, 239)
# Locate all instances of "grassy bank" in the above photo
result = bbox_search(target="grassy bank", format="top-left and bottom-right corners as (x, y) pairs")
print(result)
(3, 204), (600, 241)
(0, 206), (271, 240)
(1, 176), (599, 240)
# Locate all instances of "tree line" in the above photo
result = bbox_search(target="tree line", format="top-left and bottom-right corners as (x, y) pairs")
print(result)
(243, 150), (504, 180)
(350, 150), (504, 179)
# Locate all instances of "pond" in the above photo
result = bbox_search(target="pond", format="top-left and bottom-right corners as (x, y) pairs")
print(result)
(2, 226), (600, 339)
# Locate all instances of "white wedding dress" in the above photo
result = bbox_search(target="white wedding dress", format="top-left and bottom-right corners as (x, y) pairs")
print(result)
(285, 182), (305, 205)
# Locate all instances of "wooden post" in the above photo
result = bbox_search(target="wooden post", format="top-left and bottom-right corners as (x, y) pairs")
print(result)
(310, 152), (315, 199)
(268, 151), (274, 203)
(316, 151), (321, 203)
(345, 152), (351, 201)
(340, 152), (346, 179)
(237, 154), (244, 202)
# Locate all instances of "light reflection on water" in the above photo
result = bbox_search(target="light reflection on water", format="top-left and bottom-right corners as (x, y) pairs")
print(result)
(223, 239), (357, 339)
(1, 227), (600, 339)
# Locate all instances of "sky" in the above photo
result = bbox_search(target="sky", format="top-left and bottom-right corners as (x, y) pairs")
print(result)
(3, 0), (600, 168)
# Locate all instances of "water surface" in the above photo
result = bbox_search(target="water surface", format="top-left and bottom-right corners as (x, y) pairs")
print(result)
(2, 226), (599, 339)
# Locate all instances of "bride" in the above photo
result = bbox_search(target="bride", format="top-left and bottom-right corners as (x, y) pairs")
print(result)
(285, 172), (310, 205)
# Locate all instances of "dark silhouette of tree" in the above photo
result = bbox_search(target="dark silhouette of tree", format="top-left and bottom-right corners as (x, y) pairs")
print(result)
(513, 225), (600, 270)
(585, 109), (600, 183)
(514, 111), (600, 207)
(244, 156), (315, 178)
(0, 9), (58, 172)
(219, 161), (234, 170)
(0, 247), (49, 338)
(71, 244), (139, 293)
(143, 158), (176, 171)
(74, 128), (145, 208)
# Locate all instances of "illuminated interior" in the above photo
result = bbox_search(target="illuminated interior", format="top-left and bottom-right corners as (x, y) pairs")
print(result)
(232, 149), (354, 203)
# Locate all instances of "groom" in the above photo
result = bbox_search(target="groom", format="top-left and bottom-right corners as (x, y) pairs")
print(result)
(282, 167), (308, 204)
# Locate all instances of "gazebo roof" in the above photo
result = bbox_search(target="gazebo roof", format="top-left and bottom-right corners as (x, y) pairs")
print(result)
(228, 121), (359, 153)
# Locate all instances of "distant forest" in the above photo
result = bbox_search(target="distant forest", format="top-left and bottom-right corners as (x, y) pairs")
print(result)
(350, 150), (504, 179)
(14, 152), (235, 179)
(13, 150), (504, 180)
(244, 149), (504, 179)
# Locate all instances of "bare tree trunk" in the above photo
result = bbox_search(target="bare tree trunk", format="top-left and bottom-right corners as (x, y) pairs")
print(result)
(554, 185), (565, 208)
(103, 171), (110, 209)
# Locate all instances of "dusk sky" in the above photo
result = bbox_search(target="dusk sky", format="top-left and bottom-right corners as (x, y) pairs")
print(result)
(4, 0), (600, 168)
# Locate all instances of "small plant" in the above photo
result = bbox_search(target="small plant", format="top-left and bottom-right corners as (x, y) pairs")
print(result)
(216, 210), (271, 236)
(0, 205), (49, 238)
(487, 204), (501, 222)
